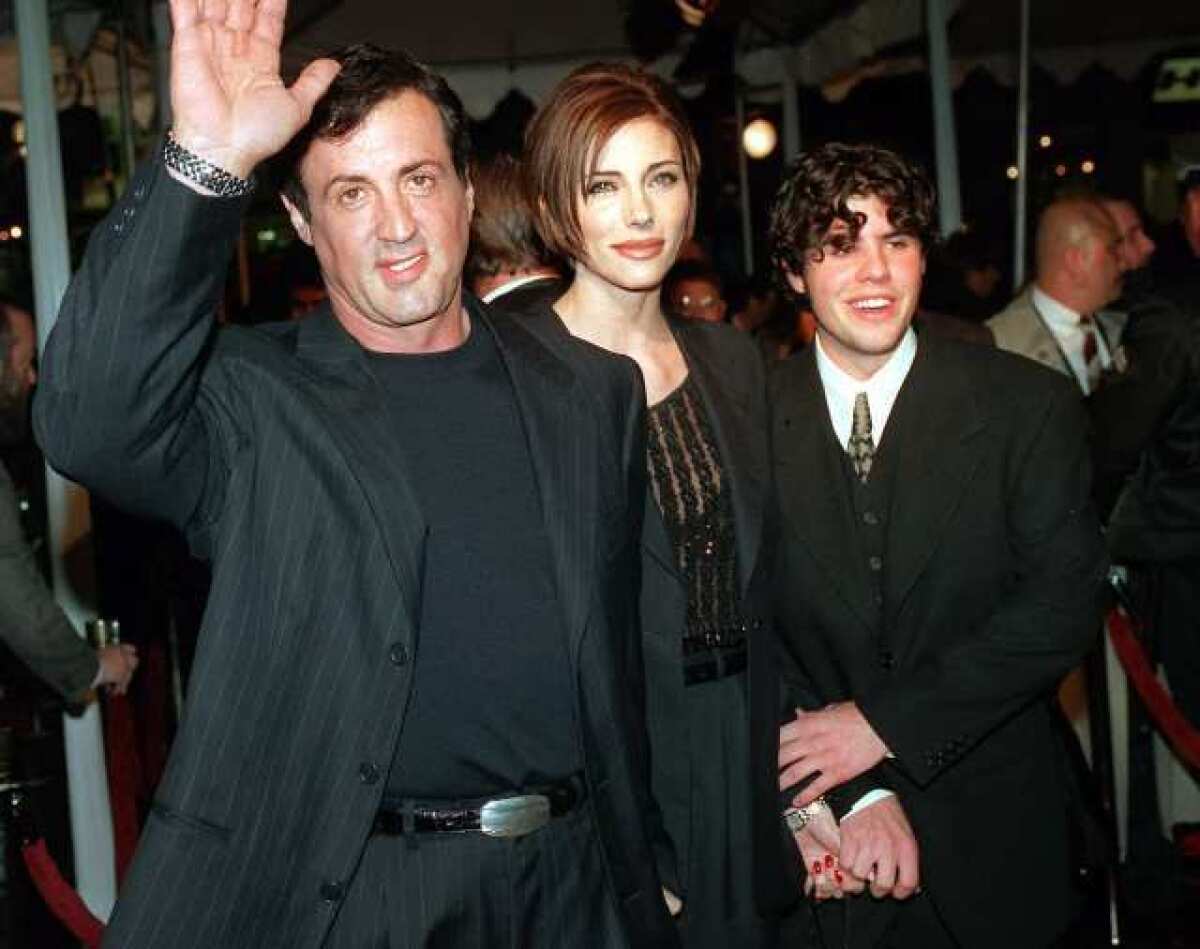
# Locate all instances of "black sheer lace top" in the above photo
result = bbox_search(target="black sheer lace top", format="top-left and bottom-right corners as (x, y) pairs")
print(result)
(646, 376), (745, 652)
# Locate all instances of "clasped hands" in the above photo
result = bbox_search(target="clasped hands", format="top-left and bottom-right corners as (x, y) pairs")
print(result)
(781, 702), (919, 902)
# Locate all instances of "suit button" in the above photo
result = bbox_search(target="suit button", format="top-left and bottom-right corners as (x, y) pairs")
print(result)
(132, 184), (146, 200)
(878, 650), (896, 670)
(319, 881), (344, 903)
(358, 762), (380, 785)
(388, 642), (408, 666)
(868, 556), (883, 572)
(862, 511), (879, 526)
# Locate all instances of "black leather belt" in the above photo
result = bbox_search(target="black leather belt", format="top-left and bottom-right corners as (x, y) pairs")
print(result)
(683, 640), (748, 687)
(373, 776), (583, 838)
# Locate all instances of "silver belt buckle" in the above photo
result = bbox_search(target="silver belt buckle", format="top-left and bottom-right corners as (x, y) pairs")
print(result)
(479, 794), (551, 838)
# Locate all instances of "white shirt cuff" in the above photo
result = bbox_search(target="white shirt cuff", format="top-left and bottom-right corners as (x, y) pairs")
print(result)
(845, 789), (895, 818)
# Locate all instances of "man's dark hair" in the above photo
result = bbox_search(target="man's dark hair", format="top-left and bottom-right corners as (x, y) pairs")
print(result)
(1178, 164), (1200, 201)
(467, 154), (559, 283)
(769, 142), (937, 281)
(277, 43), (471, 219)
(664, 258), (722, 296)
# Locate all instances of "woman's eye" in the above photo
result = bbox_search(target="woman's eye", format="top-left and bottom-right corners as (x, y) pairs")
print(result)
(586, 180), (617, 197)
(651, 171), (679, 188)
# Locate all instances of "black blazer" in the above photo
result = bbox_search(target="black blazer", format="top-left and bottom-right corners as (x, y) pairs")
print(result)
(758, 336), (1108, 947)
(34, 161), (677, 949)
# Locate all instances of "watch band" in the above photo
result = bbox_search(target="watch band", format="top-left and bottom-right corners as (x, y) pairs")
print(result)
(162, 131), (256, 198)
(783, 795), (829, 833)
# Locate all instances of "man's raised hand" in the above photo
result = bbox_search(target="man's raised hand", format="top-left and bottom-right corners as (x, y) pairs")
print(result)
(168, 0), (340, 178)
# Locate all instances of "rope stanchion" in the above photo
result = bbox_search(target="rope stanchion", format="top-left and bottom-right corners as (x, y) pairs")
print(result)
(19, 838), (104, 948)
(1106, 606), (1200, 772)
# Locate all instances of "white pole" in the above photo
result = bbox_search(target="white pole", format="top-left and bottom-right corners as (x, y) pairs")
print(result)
(15, 0), (117, 922)
(1013, 0), (1031, 289)
(734, 88), (755, 277)
(927, 0), (962, 236)
(778, 51), (800, 163)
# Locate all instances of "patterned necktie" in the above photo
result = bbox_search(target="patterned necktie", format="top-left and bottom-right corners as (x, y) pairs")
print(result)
(847, 392), (875, 483)
(1079, 314), (1102, 392)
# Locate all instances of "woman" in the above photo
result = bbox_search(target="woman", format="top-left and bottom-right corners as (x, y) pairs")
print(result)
(520, 63), (826, 947)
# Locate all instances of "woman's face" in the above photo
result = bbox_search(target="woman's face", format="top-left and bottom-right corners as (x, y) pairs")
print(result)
(572, 117), (691, 293)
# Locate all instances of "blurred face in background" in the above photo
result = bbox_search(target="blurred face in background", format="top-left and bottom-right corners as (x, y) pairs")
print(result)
(670, 276), (726, 323)
(571, 118), (691, 295)
(1104, 200), (1156, 272)
(0, 306), (36, 444)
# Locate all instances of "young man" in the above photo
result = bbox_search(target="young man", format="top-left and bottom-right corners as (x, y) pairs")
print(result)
(758, 143), (1108, 947)
(34, 1), (675, 946)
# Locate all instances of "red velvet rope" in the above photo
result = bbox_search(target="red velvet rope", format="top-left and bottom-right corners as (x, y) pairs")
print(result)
(20, 839), (104, 948)
(1106, 607), (1200, 772)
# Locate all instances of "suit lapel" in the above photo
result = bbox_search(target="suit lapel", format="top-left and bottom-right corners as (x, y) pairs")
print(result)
(642, 488), (678, 580)
(294, 308), (427, 632)
(675, 322), (767, 595)
(486, 305), (596, 663)
(883, 337), (987, 613)
(774, 349), (876, 631)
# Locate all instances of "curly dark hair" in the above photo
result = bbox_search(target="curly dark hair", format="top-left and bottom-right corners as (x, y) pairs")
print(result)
(276, 43), (471, 219)
(768, 142), (937, 280)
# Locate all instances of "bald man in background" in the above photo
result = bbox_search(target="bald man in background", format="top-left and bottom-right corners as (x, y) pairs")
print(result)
(989, 197), (1126, 396)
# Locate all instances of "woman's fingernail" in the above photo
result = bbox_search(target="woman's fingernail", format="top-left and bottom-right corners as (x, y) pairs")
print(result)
(813, 860), (823, 875)
(824, 853), (834, 868)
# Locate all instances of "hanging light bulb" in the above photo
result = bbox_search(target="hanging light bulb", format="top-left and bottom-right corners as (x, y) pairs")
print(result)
(742, 118), (777, 159)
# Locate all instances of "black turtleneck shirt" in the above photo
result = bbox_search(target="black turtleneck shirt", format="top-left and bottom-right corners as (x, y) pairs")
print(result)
(368, 316), (579, 798)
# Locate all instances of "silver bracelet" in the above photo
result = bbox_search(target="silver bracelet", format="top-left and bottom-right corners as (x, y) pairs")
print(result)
(162, 131), (255, 198)
(783, 796), (828, 833)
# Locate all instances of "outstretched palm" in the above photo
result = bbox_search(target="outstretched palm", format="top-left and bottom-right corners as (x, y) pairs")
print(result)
(169, 0), (339, 177)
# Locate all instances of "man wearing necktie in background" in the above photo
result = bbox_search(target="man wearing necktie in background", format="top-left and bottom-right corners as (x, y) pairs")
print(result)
(758, 143), (1108, 948)
(988, 196), (1127, 396)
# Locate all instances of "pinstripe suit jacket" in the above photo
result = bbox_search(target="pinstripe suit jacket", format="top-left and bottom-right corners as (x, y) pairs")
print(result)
(34, 160), (677, 949)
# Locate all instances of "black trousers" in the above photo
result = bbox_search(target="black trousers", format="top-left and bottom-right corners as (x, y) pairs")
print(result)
(324, 802), (625, 948)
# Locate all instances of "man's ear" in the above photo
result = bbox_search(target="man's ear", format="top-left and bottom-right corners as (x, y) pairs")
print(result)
(281, 193), (313, 246)
(784, 269), (807, 297)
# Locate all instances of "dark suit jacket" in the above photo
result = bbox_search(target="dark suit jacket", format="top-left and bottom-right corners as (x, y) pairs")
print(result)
(1091, 287), (1200, 556)
(486, 275), (565, 314)
(0, 461), (97, 700)
(759, 335), (1108, 947)
(33, 161), (677, 949)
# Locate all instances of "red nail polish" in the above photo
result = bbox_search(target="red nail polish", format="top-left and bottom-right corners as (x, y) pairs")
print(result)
(824, 853), (834, 868)
(813, 860), (823, 875)
(834, 870), (844, 884)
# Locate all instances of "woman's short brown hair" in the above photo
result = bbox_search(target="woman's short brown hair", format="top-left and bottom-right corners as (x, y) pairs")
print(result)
(524, 62), (701, 263)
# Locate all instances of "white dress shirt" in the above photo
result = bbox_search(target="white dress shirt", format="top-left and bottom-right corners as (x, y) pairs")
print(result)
(1030, 285), (1113, 395)
(481, 274), (555, 304)
(815, 327), (918, 450)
